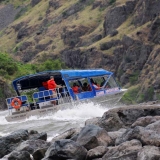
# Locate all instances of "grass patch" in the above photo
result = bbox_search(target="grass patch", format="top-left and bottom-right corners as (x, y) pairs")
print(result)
(14, 6), (29, 20)
(129, 72), (140, 85)
(121, 85), (139, 104)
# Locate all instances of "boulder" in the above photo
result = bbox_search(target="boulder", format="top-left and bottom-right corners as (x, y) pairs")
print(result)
(99, 105), (160, 132)
(131, 116), (160, 128)
(137, 145), (160, 160)
(15, 139), (50, 154)
(76, 125), (111, 150)
(43, 139), (87, 160)
(0, 129), (29, 158)
(108, 128), (127, 146)
(85, 117), (101, 126)
(116, 120), (160, 146)
(98, 110), (125, 132)
(29, 132), (47, 141)
(86, 146), (108, 160)
(102, 139), (142, 160)
(51, 128), (81, 142)
(7, 150), (32, 160)
(32, 148), (48, 160)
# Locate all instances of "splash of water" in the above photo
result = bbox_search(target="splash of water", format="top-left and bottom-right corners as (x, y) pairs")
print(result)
(2, 101), (107, 123)
(0, 102), (109, 137)
(52, 101), (107, 120)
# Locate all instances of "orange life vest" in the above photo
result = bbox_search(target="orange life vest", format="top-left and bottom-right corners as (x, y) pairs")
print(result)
(72, 86), (79, 93)
(42, 81), (48, 89)
(47, 79), (57, 90)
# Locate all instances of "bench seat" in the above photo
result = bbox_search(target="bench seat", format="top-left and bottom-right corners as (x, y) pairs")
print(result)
(32, 90), (60, 104)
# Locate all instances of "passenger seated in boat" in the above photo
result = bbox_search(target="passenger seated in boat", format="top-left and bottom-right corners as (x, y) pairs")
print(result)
(47, 76), (62, 105)
(72, 83), (79, 94)
(90, 79), (101, 90)
(82, 82), (88, 91)
(95, 82), (100, 87)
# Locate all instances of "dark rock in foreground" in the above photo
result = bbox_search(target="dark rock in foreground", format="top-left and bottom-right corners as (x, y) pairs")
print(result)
(2, 104), (160, 159)
(43, 139), (87, 160)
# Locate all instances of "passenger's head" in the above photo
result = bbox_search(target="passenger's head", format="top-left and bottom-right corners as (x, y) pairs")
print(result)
(73, 83), (77, 87)
(50, 76), (54, 80)
(90, 79), (94, 83)
(83, 82), (87, 86)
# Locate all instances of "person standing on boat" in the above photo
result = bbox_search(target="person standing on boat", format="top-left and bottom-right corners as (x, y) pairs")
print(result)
(47, 76), (62, 105)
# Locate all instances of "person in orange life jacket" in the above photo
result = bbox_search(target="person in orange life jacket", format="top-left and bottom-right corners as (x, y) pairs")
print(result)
(72, 83), (79, 94)
(47, 76), (62, 105)
(42, 81), (48, 90)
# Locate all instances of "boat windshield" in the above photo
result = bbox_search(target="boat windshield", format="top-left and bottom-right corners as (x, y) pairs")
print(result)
(68, 74), (119, 93)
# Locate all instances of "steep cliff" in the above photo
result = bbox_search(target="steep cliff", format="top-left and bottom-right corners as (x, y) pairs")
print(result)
(0, 0), (160, 105)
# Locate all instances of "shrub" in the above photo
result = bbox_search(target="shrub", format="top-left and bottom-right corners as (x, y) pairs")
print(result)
(0, 53), (18, 75)
(37, 59), (65, 72)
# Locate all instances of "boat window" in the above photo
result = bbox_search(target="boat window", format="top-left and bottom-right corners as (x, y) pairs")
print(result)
(103, 76), (119, 89)
(69, 78), (90, 93)
(89, 76), (109, 87)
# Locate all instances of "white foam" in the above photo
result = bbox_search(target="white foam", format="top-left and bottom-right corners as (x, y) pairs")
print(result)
(0, 102), (108, 124)
(24, 101), (107, 122)
(52, 101), (107, 121)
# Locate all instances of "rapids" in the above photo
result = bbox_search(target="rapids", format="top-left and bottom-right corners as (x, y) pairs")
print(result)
(0, 102), (112, 141)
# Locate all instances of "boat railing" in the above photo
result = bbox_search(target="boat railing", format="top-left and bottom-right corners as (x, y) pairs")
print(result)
(32, 87), (71, 108)
(6, 95), (29, 115)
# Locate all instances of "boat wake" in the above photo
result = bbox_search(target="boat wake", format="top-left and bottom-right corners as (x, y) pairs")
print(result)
(24, 102), (105, 121)
(0, 102), (109, 137)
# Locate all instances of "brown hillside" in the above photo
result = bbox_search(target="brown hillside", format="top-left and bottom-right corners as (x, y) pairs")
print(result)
(0, 0), (160, 103)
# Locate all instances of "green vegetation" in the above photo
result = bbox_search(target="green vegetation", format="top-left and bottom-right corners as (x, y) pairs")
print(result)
(129, 71), (140, 85)
(36, 59), (66, 72)
(121, 85), (139, 104)
(144, 87), (154, 102)
(0, 53), (18, 78)
(0, 52), (66, 80)
(121, 85), (155, 104)
(14, 6), (29, 20)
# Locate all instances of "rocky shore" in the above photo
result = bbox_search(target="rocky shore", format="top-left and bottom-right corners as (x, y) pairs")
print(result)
(1, 103), (160, 160)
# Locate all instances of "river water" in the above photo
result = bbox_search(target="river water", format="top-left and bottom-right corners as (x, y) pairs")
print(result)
(0, 102), (119, 141)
